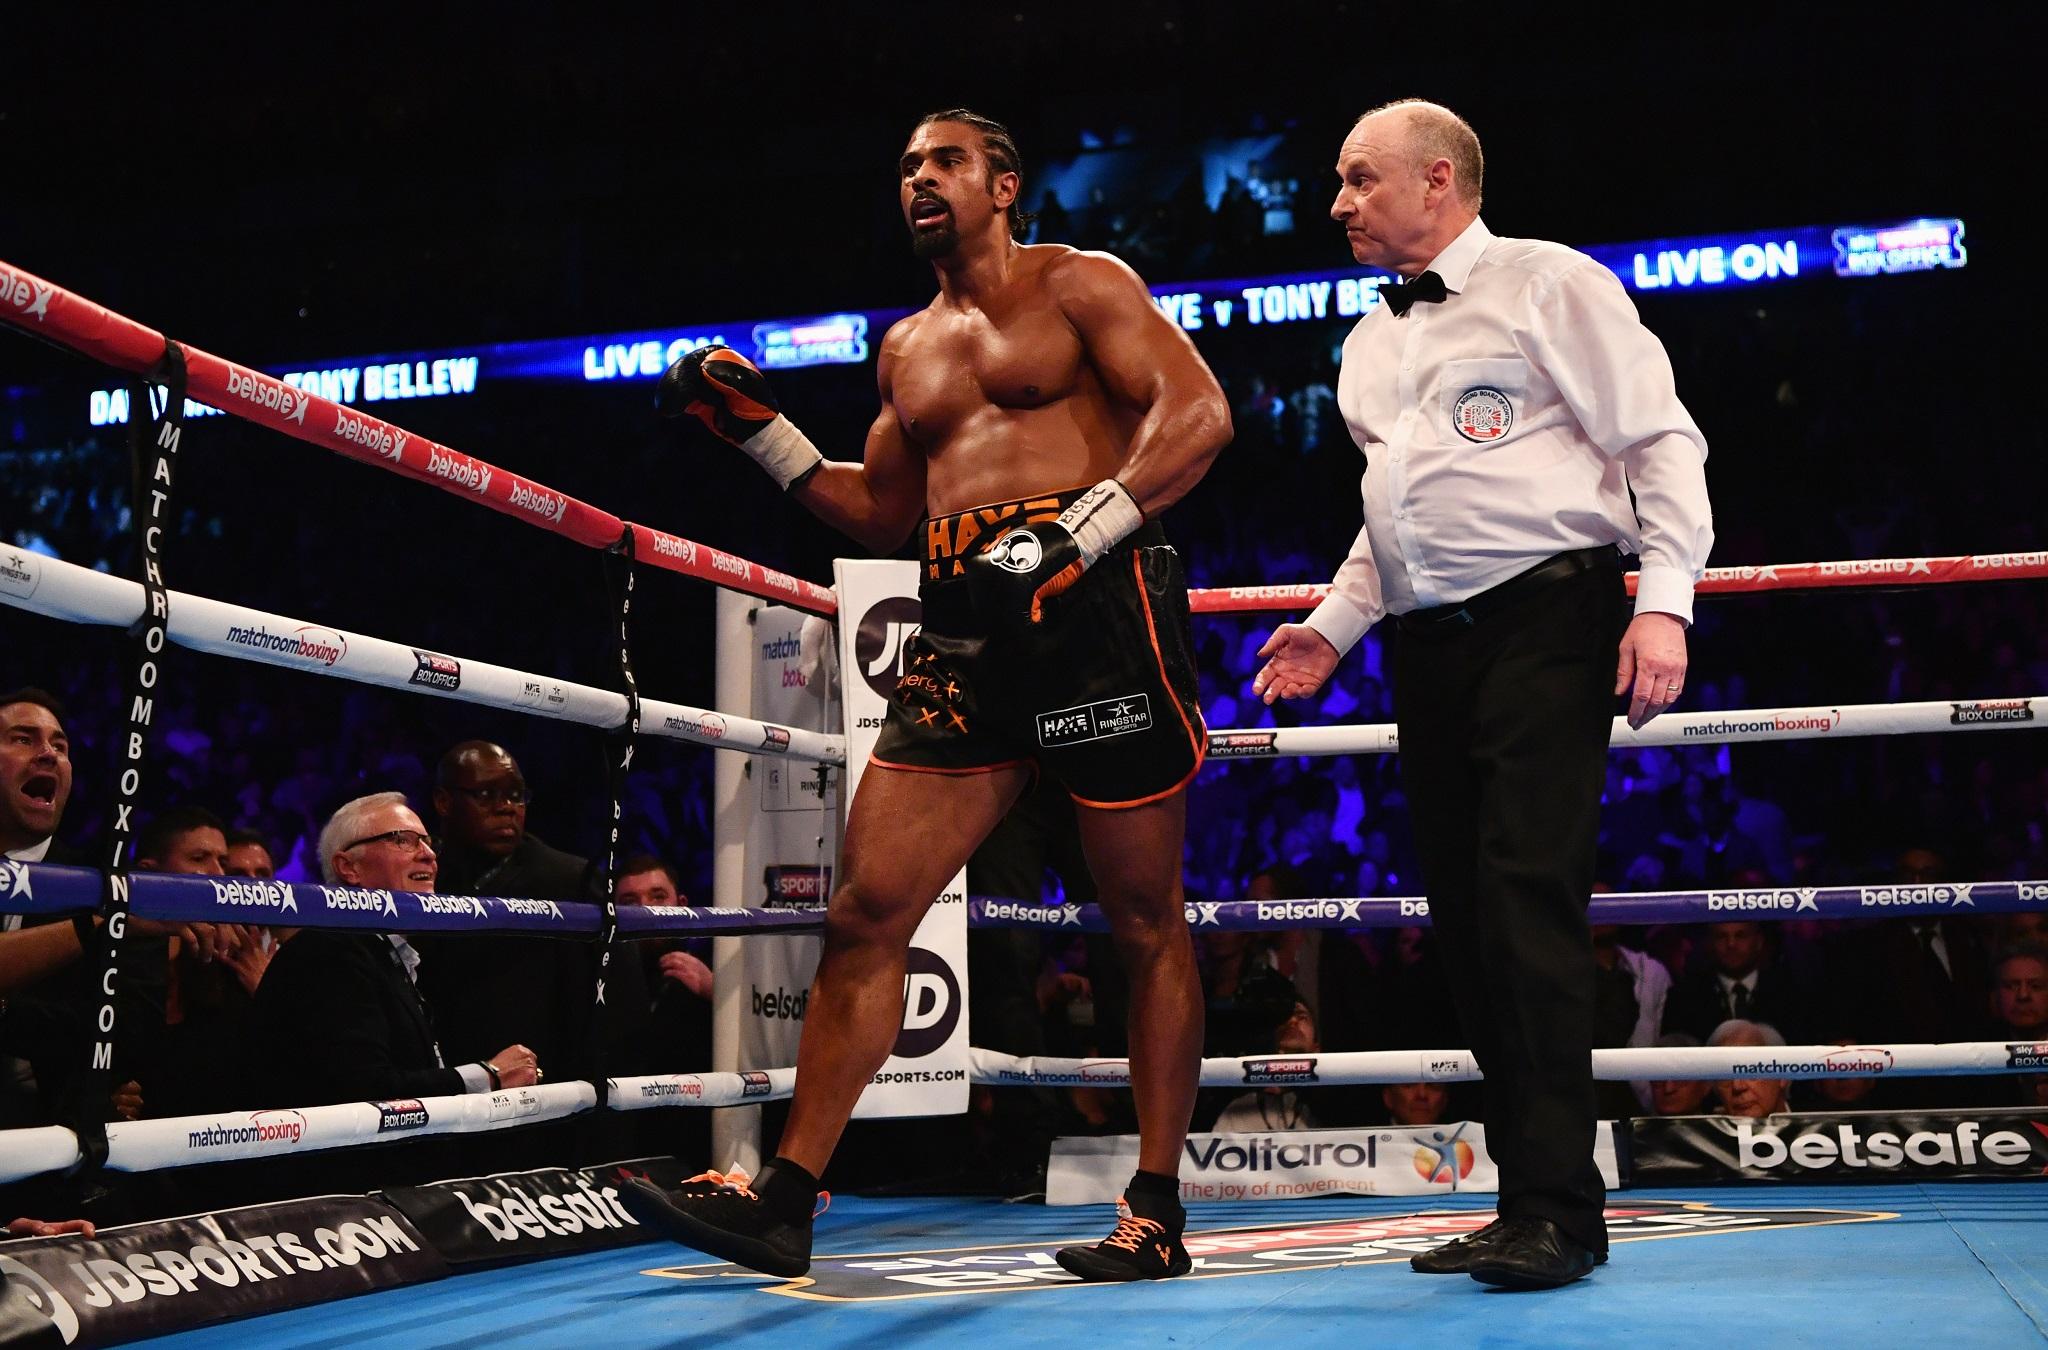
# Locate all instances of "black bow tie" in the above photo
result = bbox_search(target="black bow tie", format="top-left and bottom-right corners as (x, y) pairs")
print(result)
(1382, 270), (1448, 316)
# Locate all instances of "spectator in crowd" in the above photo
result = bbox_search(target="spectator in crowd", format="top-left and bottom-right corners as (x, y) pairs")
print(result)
(1382, 1081), (1450, 1128)
(1991, 943), (2047, 1042)
(1213, 1000), (1323, 1132)
(248, 792), (540, 1109)
(1708, 1019), (1790, 1118)
(137, 807), (268, 1119)
(616, 852), (711, 1000)
(1828, 848), (1992, 1049)
(1645, 1032), (1713, 1116)
(415, 741), (604, 1085)
(0, 688), (78, 874)
(1664, 922), (1813, 1044)
(223, 827), (276, 879)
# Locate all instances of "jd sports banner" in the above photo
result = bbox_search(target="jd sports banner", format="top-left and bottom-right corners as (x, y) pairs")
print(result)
(1629, 1108), (2048, 1184)
(733, 604), (841, 1078)
(834, 561), (970, 1118)
(0, 1194), (440, 1348)
(1047, 1123), (1623, 1205)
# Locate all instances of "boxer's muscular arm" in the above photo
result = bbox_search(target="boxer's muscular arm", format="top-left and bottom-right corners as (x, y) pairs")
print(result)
(1049, 250), (1231, 516)
(788, 334), (926, 554)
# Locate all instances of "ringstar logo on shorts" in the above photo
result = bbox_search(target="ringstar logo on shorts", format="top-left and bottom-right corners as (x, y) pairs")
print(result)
(224, 367), (308, 424)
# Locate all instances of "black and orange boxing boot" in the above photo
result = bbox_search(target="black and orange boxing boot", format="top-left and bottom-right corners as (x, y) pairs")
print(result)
(1054, 1169), (1191, 1282)
(618, 1158), (825, 1279)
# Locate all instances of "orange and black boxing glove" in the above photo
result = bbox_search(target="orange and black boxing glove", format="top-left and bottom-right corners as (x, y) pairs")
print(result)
(966, 479), (1145, 626)
(657, 344), (825, 490)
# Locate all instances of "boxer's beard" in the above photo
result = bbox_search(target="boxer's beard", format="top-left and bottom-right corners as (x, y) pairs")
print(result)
(911, 216), (960, 259)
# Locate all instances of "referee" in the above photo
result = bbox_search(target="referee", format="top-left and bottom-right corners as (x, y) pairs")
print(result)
(1255, 99), (1713, 1289)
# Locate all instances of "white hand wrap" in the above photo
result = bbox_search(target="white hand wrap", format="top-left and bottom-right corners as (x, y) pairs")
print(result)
(1057, 478), (1144, 567)
(740, 416), (826, 490)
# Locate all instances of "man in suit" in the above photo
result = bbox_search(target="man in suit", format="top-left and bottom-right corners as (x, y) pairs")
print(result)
(1663, 922), (1813, 1044)
(249, 791), (539, 1108)
(413, 742), (612, 1078)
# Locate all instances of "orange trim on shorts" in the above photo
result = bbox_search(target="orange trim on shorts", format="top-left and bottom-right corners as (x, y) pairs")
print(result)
(866, 753), (1035, 777)
(1068, 551), (1208, 812)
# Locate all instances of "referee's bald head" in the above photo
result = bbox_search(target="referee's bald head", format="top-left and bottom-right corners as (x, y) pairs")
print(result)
(1355, 99), (1484, 210)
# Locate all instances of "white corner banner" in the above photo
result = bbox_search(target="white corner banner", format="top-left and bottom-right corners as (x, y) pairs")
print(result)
(1046, 1123), (1622, 1206)
(735, 605), (842, 1077)
(835, 560), (970, 1118)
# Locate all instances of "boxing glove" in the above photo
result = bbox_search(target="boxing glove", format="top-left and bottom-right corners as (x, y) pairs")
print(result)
(967, 479), (1144, 625)
(657, 345), (824, 490)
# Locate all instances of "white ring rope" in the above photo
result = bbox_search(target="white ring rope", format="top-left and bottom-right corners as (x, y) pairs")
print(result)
(970, 1041), (2039, 1091)
(0, 547), (844, 765)
(4, 1037), (2031, 1188)
(1207, 695), (2044, 759)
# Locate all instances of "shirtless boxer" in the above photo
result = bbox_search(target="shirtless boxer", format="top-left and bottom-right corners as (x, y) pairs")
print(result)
(621, 108), (1230, 1281)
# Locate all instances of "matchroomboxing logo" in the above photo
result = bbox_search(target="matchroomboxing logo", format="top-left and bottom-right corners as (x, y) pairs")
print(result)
(664, 712), (727, 740)
(224, 623), (348, 668)
(641, 1201), (1897, 1301)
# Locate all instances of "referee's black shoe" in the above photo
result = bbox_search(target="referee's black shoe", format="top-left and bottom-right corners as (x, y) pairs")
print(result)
(1466, 1216), (1603, 1290)
(1409, 1215), (1511, 1273)
(617, 1167), (817, 1279)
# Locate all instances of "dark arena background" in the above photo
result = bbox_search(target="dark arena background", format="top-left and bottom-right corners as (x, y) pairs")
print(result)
(3, 7), (2046, 1347)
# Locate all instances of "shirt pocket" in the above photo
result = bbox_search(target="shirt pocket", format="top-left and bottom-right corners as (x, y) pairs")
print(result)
(1438, 357), (1530, 446)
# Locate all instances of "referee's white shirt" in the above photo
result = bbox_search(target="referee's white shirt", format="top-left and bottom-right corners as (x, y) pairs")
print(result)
(1304, 216), (1714, 655)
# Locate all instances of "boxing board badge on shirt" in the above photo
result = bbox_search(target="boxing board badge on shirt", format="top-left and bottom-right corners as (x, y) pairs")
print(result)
(1451, 386), (1514, 442)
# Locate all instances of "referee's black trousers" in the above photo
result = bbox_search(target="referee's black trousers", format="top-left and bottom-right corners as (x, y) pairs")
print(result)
(1391, 564), (1627, 1254)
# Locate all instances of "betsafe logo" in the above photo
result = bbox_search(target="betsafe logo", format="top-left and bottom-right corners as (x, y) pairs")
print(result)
(854, 597), (922, 702)
(891, 946), (961, 1059)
